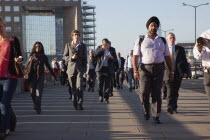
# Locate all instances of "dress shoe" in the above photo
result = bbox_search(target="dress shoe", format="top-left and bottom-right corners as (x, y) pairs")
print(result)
(110, 93), (113, 97)
(163, 96), (166, 99)
(121, 86), (123, 89)
(153, 117), (161, 124)
(88, 88), (90, 92)
(144, 114), (150, 120)
(105, 100), (110, 104)
(78, 105), (84, 110)
(167, 107), (173, 114)
(91, 88), (94, 92)
(33, 105), (37, 110)
(69, 95), (72, 100)
(99, 96), (103, 102)
(36, 108), (41, 114)
(173, 110), (178, 114)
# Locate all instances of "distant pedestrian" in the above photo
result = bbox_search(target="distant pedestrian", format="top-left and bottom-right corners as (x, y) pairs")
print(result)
(133, 16), (174, 124)
(63, 30), (87, 110)
(125, 50), (134, 92)
(116, 52), (125, 89)
(51, 57), (60, 85)
(86, 50), (96, 92)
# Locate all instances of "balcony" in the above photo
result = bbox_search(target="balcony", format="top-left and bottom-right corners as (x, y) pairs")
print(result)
(83, 18), (96, 22)
(83, 5), (96, 10)
(83, 12), (96, 16)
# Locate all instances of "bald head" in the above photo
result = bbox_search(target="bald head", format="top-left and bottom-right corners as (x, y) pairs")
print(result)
(129, 50), (133, 56)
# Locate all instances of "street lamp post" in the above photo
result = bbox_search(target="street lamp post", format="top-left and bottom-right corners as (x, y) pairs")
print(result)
(159, 29), (174, 38)
(183, 2), (209, 79)
(183, 2), (209, 43)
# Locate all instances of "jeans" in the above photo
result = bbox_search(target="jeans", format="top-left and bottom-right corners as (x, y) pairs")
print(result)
(128, 68), (134, 89)
(0, 78), (18, 134)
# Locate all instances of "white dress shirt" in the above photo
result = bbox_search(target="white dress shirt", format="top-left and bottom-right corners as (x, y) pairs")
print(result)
(72, 41), (81, 51)
(118, 58), (121, 69)
(133, 34), (170, 64)
(103, 49), (111, 67)
(193, 29), (210, 67)
(169, 45), (176, 63)
(125, 55), (133, 68)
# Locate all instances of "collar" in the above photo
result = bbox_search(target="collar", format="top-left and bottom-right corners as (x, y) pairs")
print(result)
(72, 41), (81, 47)
(145, 34), (159, 39)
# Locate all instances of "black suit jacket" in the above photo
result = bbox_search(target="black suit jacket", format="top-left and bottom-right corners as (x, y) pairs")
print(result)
(118, 57), (125, 71)
(94, 45), (118, 75)
(164, 45), (189, 81)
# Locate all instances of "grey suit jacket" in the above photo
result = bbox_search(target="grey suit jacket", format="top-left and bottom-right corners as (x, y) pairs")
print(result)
(63, 42), (87, 76)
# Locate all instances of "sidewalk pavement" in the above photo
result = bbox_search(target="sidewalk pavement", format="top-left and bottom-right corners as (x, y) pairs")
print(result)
(7, 79), (210, 140)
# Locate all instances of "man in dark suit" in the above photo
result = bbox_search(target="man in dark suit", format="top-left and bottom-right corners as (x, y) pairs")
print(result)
(63, 30), (87, 110)
(94, 38), (118, 103)
(164, 32), (189, 114)
(116, 52), (125, 89)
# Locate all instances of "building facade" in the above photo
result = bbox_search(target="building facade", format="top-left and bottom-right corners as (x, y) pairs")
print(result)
(0, 0), (96, 57)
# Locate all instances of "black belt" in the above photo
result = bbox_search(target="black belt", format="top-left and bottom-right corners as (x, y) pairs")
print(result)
(142, 62), (164, 66)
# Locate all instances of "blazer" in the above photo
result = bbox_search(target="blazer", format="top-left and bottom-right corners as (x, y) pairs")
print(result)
(63, 42), (87, 76)
(94, 45), (118, 75)
(164, 45), (189, 81)
(118, 57), (125, 71)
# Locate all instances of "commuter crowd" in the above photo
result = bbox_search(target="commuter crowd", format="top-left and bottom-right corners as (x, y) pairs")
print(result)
(0, 15), (210, 139)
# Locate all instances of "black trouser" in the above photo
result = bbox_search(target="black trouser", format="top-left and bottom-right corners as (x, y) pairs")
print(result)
(96, 67), (111, 100)
(162, 81), (167, 98)
(165, 76), (182, 111)
(139, 63), (164, 118)
(116, 70), (125, 88)
(30, 75), (44, 110)
(87, 69), (96, 90)
(203, 72), (210, 115)
(110, 73), (116, 95)
(69, 71), (84, 108)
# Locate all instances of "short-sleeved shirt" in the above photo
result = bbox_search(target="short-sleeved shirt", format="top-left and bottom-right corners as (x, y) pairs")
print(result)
(133, 34), (170, 64)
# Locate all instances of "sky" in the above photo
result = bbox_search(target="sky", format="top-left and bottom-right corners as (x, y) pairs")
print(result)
(85, 0), (210, 57)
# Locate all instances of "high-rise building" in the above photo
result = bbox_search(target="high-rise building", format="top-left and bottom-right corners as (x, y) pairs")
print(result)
(0, 0), (96, 57)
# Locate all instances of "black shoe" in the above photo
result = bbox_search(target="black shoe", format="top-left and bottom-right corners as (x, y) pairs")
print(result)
(153, 117), (161, 124)
(173, 109), (178, 114)
(117, 86), (120, 89)
(167, 107), (173, 114)
(105, 100), (109, 104)
(88, 88), (90, 92)
(144, 114), (150, 120)
(121, 86), (123, 89)
(69, 95), (72, 100)
(91, 88), (94, 92)
(129, 88), (132, 92)
(110, 93), (113, 97)
(133, 86), (135, 90)
(163, 96), (166, 99)
(36, 108), (41, 114)
(99, 96), (103, 102)
(78, 105), (84, 110)
(33, 105), (37, 110)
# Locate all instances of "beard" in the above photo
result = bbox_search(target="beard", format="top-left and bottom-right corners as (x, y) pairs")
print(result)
(149, 29), (157, 34)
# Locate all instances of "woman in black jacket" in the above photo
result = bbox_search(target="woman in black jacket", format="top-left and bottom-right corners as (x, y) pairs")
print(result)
(26, 42), (56, 114)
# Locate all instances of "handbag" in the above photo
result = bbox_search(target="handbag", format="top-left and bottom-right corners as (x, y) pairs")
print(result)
(14, 61), (24, 78)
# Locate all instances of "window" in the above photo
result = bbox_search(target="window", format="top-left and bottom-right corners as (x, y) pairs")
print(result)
(14, 27), (21, 32)
(14, 16), (20, 22)
(5, 16), (11, 22)
(5, 6), (11, 12)
(0, 6), (2, 12)
(14, 0), (19, 1)
(14, 6), (19, 12)
(6, 27), (11, 32)
(5, 0), (11, 1)
(22, 0), (27, 1)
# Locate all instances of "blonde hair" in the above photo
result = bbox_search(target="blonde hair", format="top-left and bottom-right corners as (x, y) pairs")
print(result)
(0, 17), (6, 26)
